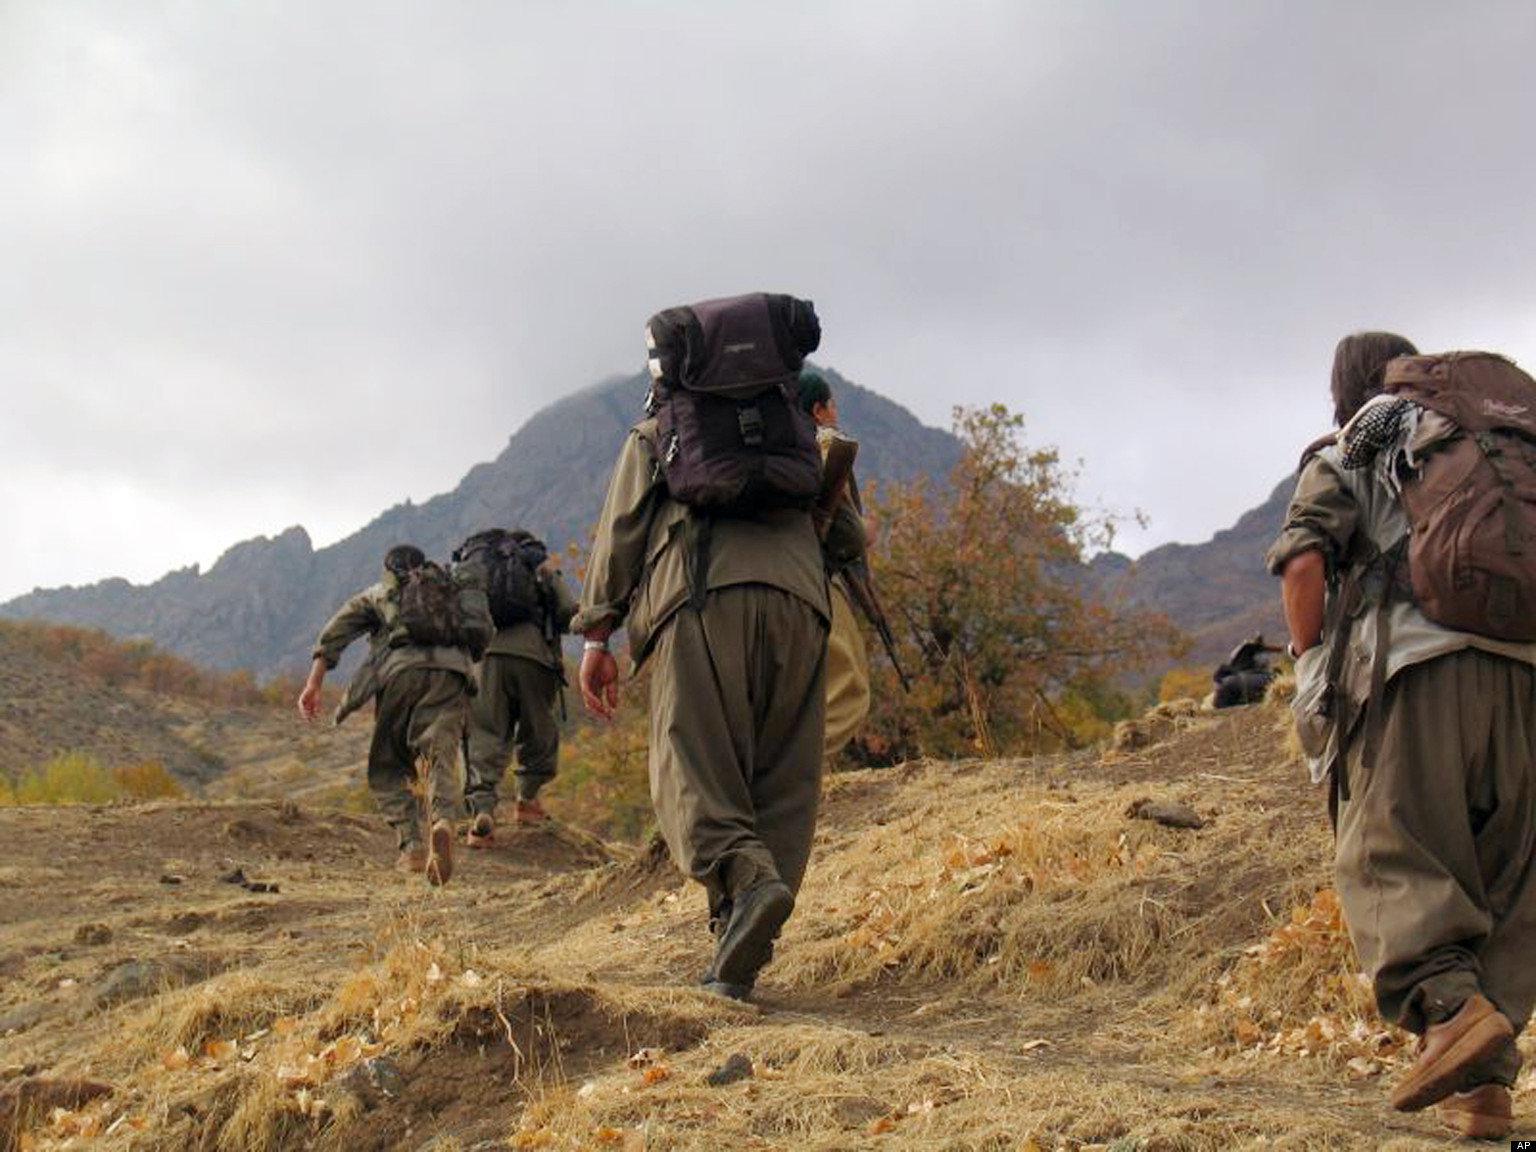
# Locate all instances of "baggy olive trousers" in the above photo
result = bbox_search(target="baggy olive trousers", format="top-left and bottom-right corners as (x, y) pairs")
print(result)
(1336, 648), (1536, 1041)
(368, 667), (470, 847)
(465, 653), (563, 811)
(647, 585), (828, 918)
(823, 576), (871, 759)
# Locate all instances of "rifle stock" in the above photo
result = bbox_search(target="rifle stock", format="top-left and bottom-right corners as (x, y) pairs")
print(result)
(815, 433), (859, 540)
(841, 561), (912, 693)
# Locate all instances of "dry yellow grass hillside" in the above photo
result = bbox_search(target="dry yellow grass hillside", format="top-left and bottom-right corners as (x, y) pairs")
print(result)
(2, 700), (1530, 1150)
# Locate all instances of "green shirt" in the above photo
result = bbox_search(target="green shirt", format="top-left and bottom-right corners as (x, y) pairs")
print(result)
(1267, 439), (1536, 704)
(573, 417), (830, 663)
(484, 569), (579, 669)
(313, 571), (494, 721)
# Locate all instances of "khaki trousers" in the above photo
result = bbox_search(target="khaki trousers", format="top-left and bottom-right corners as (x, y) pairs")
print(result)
(1335, 649), (1536, 1038)
(647, 585), (828, 917)
(823, 576), (871, 758)
(466, 654), (563, 811)
(368, 667), (470, 846)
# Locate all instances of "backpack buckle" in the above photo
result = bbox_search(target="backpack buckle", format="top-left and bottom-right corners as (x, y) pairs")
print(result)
(737, 404), (764, 447)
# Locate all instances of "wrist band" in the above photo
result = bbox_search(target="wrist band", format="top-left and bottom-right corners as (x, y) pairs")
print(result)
(583, 639), (610, 652)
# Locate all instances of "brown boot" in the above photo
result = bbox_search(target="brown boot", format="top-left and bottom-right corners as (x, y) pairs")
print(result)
(1438, 1084), (1512, 1141)
(396, 842), (427, 874)
(1390, 995), (1515, 1112)
(512, 798), (548, 825)
(425, 819), (454, 886)
(466, 812), (495, 848)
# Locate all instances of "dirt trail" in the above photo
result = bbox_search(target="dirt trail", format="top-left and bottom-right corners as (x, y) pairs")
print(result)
(2, 705), (1530, 1150)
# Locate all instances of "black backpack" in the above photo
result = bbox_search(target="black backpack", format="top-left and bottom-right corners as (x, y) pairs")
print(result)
(453, 529), (548, 628)
(644, 292), (822, 511)
(391, 561), (465, 648)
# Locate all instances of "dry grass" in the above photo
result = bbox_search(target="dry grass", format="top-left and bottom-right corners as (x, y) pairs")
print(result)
(120, 972), (324, 1066)
(9, 703), (1526, 1151)
(776, 790), (1184, 993)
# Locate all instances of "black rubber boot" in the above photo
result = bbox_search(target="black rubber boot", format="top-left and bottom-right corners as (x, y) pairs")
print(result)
(707, 880), (794, 993)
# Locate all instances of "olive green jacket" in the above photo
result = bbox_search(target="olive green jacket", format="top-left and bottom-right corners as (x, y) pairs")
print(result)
(573, 417), (830, 664)
(313, 570), (495, 723)
(484, 569), (580, 669)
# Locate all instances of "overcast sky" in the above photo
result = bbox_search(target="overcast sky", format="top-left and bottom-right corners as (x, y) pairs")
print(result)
(5, 1), (1536, 603)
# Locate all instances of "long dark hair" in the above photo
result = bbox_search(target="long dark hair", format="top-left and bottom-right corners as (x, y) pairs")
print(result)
(1330, 331), (1418, 426)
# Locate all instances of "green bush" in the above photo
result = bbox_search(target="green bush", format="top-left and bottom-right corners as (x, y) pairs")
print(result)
(15, 752), (123, 805)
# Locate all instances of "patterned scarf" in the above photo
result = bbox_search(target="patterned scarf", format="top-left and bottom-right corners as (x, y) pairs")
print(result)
(1339, 395), (1422, 496)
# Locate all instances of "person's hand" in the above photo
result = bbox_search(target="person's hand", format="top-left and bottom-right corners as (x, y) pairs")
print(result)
(297, 659), (326, 722)
(297, 681), (323, 722)
(580, 647), (620, 719)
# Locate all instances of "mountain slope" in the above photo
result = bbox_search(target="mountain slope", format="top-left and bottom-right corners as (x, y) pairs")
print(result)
(1096, 477), (1293, 669)
(3, 369), (961, 678)
(0, 622), (367, 787)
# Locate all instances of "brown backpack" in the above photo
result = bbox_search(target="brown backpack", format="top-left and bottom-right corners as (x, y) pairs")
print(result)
(1383, 351), (1536, 641)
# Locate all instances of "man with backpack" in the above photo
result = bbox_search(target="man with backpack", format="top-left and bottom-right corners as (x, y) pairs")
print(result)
(574, 292), (830, 1002)
(298, 543), (494, 886)
(454, 528), (578, 842)
(1268, 333), (1536, 1139)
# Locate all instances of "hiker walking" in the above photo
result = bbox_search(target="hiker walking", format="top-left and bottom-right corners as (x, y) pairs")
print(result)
(453, 529), (578, 843)
(1268, 332), (1536, 1140)
(798, 370), (873, 757)
(298, 544), (493, 886)
(574, 293), (830, 1002)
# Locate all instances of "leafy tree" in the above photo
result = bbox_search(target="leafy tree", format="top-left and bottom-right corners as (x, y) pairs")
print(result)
(855, 404), (1181, 762)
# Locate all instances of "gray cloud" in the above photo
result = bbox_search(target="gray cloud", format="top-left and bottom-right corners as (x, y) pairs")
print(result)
(5, 1), (1536, 600)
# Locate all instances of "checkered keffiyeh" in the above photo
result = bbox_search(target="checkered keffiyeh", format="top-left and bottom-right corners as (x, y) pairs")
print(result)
(1340, 396), (1413, 469)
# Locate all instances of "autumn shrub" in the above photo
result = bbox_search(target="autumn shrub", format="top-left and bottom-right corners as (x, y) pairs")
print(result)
(113, 760), (186, 800)
(1157, 665), (1212, 704)
(0, 620), (273, 708)
(853, 404), (1182, 764)
(548, 665), (653, 841)
(14, 752), (123, 805)
(0, 776), (14, 806)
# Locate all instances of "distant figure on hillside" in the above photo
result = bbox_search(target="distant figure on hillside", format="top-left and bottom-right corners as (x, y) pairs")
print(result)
(798, 371), (873, 757)
(451, 528), (578, 843)
(298, 543), (493, 887)
(1211, 633), (1280, 708)
(1268, 332), (1536, 1140)
(574, 292), (830, 1002)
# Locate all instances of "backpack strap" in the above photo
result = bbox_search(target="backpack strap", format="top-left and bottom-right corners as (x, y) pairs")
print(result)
(1317, 558), (1364, 802)
(1353, 535), (1411, 782)
(1298, 431), (1339, 472)
(685, 513), (713, 613)
(1474, 432), (1527, 557)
